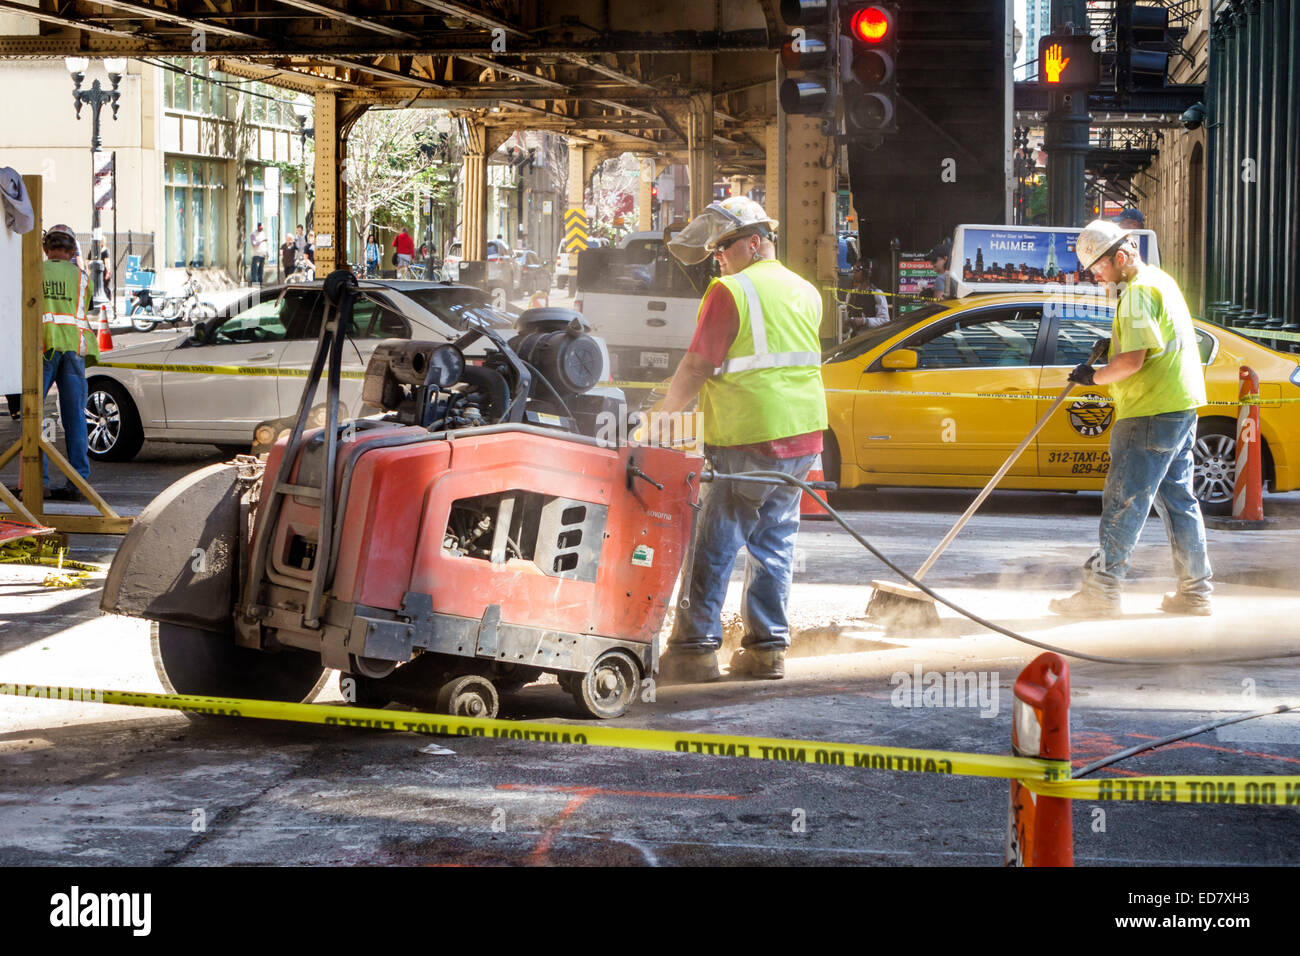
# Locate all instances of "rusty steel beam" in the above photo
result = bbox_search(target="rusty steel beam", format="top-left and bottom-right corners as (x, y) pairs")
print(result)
(400, 0), (528, 38)
(318, 55), (446, 88)
(67, 0), (265, 41)
(457, 54), (566, 89)
(266, 0), (420, 41)
(0, 0), (130, 37)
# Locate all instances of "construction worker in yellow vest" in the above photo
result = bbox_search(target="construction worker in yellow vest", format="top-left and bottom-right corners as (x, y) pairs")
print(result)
(653, 196), (828, 684)
(40, 223), (96, 501)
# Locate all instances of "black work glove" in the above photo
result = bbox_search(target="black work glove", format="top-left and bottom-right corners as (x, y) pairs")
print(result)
(1068, 363), (1096, 386)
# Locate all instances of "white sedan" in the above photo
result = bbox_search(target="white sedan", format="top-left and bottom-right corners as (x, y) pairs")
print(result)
(85, 280), (601, 461)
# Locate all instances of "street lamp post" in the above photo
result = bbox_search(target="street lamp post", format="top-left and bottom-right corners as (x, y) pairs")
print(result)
(66, 56), (126, 304)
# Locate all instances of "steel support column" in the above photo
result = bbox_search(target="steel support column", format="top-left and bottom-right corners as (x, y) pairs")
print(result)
(462, 120), (489, 263)
(1284, 0), (1300, 329)
(1240, 0), (1261, 323)
(1225, 2), (1244, 323)
(638, 158), (655, 232)
(1265, 0), (1290, 325)
(784, 115), (836, 339)
(764, 121), (780, 218)
(1206, 15), (1226, 318)
(312, 91), (340, 274)
(687, 94), (714, 217)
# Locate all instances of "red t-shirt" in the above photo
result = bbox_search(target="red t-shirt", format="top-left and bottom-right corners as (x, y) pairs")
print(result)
(392, 232), (415, 257)
(686, 282), (822, 459)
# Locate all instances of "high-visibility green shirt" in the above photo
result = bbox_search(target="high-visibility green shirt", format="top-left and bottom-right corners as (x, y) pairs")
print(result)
(42, 259), (96, 359)
(1109, 264), (1204, 421)
(698, 259), (828, 446)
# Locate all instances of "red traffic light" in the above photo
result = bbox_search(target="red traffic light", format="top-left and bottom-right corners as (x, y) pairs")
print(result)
(850, 5), (892, 43)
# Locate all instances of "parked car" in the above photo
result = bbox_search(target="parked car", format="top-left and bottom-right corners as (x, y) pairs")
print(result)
(441, 238), (515, 292)
(513, 249), (551, 296)
(84, 281), (614, 462)
(820, 291), (1300, 514)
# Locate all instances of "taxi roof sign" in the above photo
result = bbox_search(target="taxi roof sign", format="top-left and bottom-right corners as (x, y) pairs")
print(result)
(1037, 34), (1100, 90)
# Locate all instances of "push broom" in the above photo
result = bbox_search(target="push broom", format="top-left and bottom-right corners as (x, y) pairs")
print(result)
(865, 337), (1109, 628)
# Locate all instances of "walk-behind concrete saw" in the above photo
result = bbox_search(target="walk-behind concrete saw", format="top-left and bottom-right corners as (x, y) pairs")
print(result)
(102, 270), (702, 720)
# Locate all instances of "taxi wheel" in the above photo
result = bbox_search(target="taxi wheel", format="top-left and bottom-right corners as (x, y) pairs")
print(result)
(821, 429), (844, 492)
(1192, 419), (1238, 517)
(86, 379), (144, 463)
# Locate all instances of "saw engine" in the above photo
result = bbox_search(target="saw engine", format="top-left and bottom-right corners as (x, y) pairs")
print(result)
(103, 271), (702, 720)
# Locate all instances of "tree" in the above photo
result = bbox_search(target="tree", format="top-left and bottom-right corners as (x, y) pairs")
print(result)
(345, 108), (460, 264)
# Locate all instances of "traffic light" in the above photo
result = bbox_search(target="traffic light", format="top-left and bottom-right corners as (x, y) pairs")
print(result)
(841, 3), (898, 138)
(1117, 2), (1183, 90)
(779, 0), (839, 116)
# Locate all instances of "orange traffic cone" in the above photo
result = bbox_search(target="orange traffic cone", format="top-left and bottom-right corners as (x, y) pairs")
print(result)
(800, 453), (831, 520)
(96, 304), (113, 352)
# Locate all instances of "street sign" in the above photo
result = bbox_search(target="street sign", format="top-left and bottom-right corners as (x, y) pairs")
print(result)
(1037, 35), (1100, 90)
(563, 207), (589, 252)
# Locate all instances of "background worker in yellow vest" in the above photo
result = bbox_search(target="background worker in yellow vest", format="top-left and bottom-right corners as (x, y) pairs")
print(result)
(1049, 219), (1212, 618)
(39, 223), (96, 501)
(653, 197), (828, 683)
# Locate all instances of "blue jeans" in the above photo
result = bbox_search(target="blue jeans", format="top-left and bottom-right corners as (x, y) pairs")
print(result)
(1085, 409), (1212, 599)
(669, 446), (816, 653)
(41, 350), (90, 489)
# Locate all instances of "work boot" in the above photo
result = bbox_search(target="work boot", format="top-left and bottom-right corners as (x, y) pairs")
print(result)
(1047, 589), (1120, 619)
(45, 486), (82, 502)
(729, 647), (786, 680)
(657, 649), (720, 685)
(1160, 591), (1212, 617)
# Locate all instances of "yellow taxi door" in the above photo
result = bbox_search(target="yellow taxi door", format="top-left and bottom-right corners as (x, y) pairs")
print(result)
(1036, 310), (1115, 481)
(852, 306), (1045, 476)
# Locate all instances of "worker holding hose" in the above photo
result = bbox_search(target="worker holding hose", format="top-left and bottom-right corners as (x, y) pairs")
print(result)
(1049, 219), (1212, 618)
(650, 197), (828, 683)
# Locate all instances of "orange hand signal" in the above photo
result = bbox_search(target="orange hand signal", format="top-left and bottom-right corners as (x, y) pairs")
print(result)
(1045, 43), (1071, 83)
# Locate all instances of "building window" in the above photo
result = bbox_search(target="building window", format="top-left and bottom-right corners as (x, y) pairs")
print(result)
(165, 158), (226, 268)
(163, 58), (226, 117)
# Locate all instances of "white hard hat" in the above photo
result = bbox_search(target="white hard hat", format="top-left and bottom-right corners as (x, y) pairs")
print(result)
(667, 196), (779, 264)
(43, 222), (77, 246)
(1075, 218), (1128, 271)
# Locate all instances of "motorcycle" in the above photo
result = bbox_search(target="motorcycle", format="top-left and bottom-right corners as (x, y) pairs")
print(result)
(125, 286), (169, 332)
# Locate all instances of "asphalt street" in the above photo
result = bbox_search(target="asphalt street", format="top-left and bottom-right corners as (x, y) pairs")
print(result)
(2, 405), (1299, 866)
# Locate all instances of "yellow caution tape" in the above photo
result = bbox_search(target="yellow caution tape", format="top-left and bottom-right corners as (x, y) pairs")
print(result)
(95, 361), (365, 380)
(0, 537), (103, 573)
(1027, 776), (1300, 806)
(0, 682), (1067, 782)
(1232, 327), (1300, 345)
(611, 380), (671, 389)
(5, 684), (1297, 805)
(825, 388), (1300, 406)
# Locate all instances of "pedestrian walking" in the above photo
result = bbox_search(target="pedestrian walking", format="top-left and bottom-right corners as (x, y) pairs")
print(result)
(365, 233), (380, 277)
(38, 223), (97, 501)
(1050, 219), (1212, 618)
(392, 226), (415, 276)
(654, 197), (828, 683)
(250, 222), (267, 284)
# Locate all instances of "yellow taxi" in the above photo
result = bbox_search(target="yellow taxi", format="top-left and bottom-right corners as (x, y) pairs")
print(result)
(820, 292), (1300, 514)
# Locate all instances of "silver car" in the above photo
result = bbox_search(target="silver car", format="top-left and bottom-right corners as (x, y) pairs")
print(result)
(85, 281), (608, 461)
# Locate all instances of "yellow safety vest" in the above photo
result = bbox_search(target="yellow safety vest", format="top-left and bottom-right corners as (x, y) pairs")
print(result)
(41, 259), (96, 358)
(698, 259), (828, 447)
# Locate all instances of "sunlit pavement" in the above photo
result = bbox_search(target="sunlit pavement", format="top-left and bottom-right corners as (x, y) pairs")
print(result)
(2, 420), (1298, 864)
